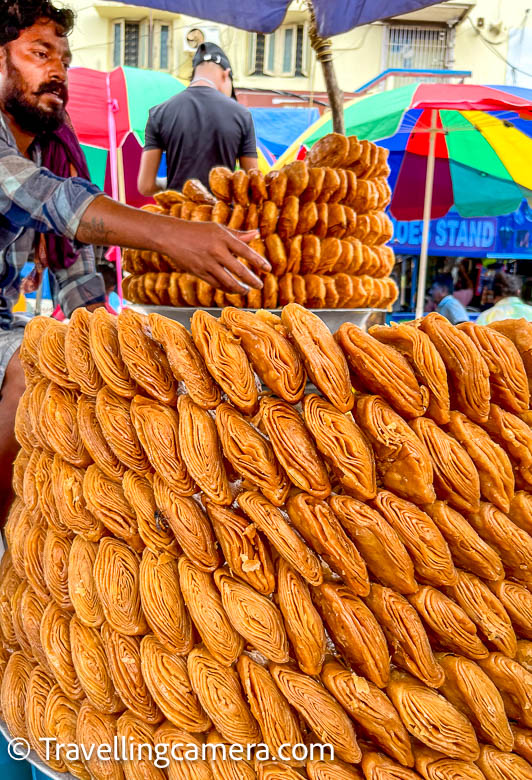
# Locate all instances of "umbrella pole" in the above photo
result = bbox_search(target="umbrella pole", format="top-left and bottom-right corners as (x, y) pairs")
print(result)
(307, 1), (345, 135)
(106, 73), (123, 308)
(415, 109), (437, 320)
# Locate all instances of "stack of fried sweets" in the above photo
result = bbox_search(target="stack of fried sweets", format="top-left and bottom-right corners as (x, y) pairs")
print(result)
(2, 305), (532, 780)
(122, 134), (398, 311)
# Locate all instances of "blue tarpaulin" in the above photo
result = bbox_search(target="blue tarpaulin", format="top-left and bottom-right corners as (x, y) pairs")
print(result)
(107, 0), (442, 36)
(249, 107), (319, 159)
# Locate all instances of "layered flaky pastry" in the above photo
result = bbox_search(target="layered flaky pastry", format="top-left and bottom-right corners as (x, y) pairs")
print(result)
(482, 404), (532, 489)
(68, 536), (104, 629)
(89, 307), (137, 398)
(117, 711), (165, 780)
(123, 470), (179, 556)
(23, 525), (49, 605)
(516, 640), (532, 672)
(75, 702), (122, 780)
(43, 529), (73, 611)
(511, 725), (532, 765)
(0, 651), (34, 740)
(154, 722), (211, 780)
(490, 579), (532, 640)
(19, 315), (52, 385)
(360, 749), (420, 779)
(20, 586), (49, 669)
(0, 556), (23, 647)
(77, 395), (125, 482)
(26, 665), (63, 769)
(40, 601), (83, 700)
(83, 464), (143, 551)
(29, 378), (52, 451)
(64, 307), (104, 396)
(14, 386), (37, 452)
(36, 453), (68, 536)
(11, 581), (33, 656)
(52, 456), (105, 541)
(44, 685), (87, 779)
(40, 383), (90, 468)
(478, 652), (532, 728)
(467, 502), (532, 587)
(93, 537), (147, 636)
(69, 615), (124, 714)
(38, 320), (78, 389)
(476, 744), (532, 780)
(95, 387), (150, 475)
(509, 491), (532, 535)
(488, 318), (532, 394)
(413, 745), (486, 780)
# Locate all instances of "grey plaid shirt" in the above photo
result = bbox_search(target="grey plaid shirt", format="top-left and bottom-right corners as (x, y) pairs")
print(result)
(0, 111), (106, 329)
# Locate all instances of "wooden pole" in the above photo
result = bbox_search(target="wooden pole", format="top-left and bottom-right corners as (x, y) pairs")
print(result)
(307, 0), (344, 135)
(415, 109), (438, 320)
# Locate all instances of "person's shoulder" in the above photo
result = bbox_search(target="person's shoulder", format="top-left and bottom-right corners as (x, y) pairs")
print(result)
(150, 90), (191, 116)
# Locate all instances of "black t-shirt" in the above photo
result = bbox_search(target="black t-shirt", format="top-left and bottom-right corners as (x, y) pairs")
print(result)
(144, 86), (257, 190)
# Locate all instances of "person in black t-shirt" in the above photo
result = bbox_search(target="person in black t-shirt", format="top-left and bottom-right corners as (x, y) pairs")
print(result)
(137, 42), (258, 196)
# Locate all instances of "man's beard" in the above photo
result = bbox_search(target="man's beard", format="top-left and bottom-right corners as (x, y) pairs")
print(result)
(3, 54), (67, 136)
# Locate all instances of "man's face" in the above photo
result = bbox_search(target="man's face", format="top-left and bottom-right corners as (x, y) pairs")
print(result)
(0, 19), (71, 135)
(429, 284), (446, 304)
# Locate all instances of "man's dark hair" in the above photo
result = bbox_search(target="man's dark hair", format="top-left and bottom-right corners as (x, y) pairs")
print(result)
(1, 0), (74, 46)
(493, 271), (522, 299)
(431, 273), (454, 294)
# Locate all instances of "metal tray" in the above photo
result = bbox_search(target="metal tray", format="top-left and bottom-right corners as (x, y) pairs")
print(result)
(128, 306), (386, 332)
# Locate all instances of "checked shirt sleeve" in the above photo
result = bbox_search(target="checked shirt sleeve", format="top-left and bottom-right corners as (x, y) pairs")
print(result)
(52, 243), (106, 318)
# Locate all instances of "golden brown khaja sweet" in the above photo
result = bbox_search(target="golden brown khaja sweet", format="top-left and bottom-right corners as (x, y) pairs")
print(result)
(337, 323), (427, 418)
(369, 323), (450, 425)
(140, 633), (210, 732)
(95, 386), (151, 475)
(38, 320), (78, 389)
(482, 403), (532, 489)
(360, 748), (421, 779)
(476, 743), (532, 780)
(312, 581), (390, 688)
(355, 395), (435, 505)
(42, 528), (73, 611)
(386, 670), (479, 762)
(69, 615), (124, 714)
(215, 402), (289, 506)
(467, 502), (532, 587)
(516, 640), (532, 672)
(64, 307), (104, 396)
(221, 307), (306, 404)
(40, 600), (84, 700)
(148, 313), (221, 409)
(237, 654), (303, 765)
(269, 662), (361, 764)
(89, 306), (137, 398)
(153, 475), (220, 570)
(177, 395), (231, 506)
(20, 586), (49, 669)
(19, 315), (51, 385)
(68, 536), (105, 629)
(408, 587), (488, 661)
(447, 570), (517, 657)
(100, 624), (162, 725)
(435, 652), (513, 751)
(0, 651), (34, 739)
(446, 411), (514, 513)
(154, 722), (211, 780)
(373, 491), (456, 588)
(23, 448), (40, 511)
(419, 312), (490, 424)
(214, 568), (289, 662)
(44, 685), (88, 779)
(14, 386), (37, 453)
(490, 579), (532, 640)
(365, 584), (445, 689)
(117, 711), (166, 780)
(321, 659), (414, 767)
(489, 317), (532, 394)
(287, 492), (370, 596)
(29, 378), (52, 451)
(24, 525), (49, 605)
(178, 556), (243, 666)
(52, 456), (105, 542)
(9, 506), (34, 581)
(93, 537), (147, 636)
(187, 645), (261, 745)
(478, 651), (532, 728)
(123, 470), (178, 556)
(12, 449), (29, 499)
(328, 495), (417, 594)
(509, 491), (532, 535)
(11, 582), (33, 657)
(277, 558), (326, 675)
(206, 502), (275, 595)
(410, 417), (481, 515)
(83, 464), (143, 551)
(0, 557), (23, 648)
(117, 308), (178, 405)
(191, 310), (258, 415)
(258, 397), (331, 498)
(511, 725), (532, 764)
(308, 133), (349, 168)
(130, 395), (195, 494)
(307, 759), (363, 780)
(281, 304), (353, 412)
(302, 394), (376, 501)
(26, 665), (65, 769)
(412, 745), (486, 780)
(77, 394), (125, 482)
(40, 383), (91, 468)
(76, 702), (123, 780)
(139, 549), (193, 656)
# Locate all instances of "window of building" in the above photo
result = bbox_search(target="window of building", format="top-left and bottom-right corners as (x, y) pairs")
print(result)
(160, 24), (169, 70)
(248, 23), (309, 77)
(112, 19), (172, 70)
(384, 23), (453, 70)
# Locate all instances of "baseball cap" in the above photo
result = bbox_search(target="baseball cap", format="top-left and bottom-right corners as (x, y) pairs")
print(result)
(192, 42), (237, 99)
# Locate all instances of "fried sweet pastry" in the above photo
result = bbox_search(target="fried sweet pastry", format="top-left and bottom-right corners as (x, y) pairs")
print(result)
(413, 746), (486, 780)
(281, 303), (353, 412)
(83, 464), (143, 550)
(467, 502), (532, 586)
(386, 670), (478, 761)
(12, 449), (29, 498)
(517, 640), (532, 672)
(23, 524), (49, 606)
(409, 587), (488, 661)
(0, 557), (22, 647)
(356, 395), (434, 505)
(265, 170), (287, 206)
(419, 313), (490, 423)
(221, 307), (306, 403)
(489, 318), (532, 391)
(12, 581), (33, 657)
(68, 536), (104, 629)
(38, 320), (78, 389)
(336, 324), (426, 418)
(8, 505), (32, 580)
(509, 491), (532, 534)
(77, 395), (125, 482)
(482, 404), (532, 488)
(139, 549), (193, 655)
(302, 394), (376, 502)
(512, 725), (532, 764)
(1, 651), (33, 739)
(277, 558), (326, 675)
(360, 749), (420, 779)
(322, 659), (413, 767)
(148, 313), (220, 409)
(64, 307), (104, 395)
(301, 167), (327, 205)
(123, 471), (178, 556)
(264, 234), (287, 275)
(365, 584), (445, 689)
(182, 178), (216, 205)
(215, 402), (289, 506)
(89, 307), (137, 397)
(206, 730), (256, 780)
(282, 159), (310, 197)
(188, 645), (261, 744)
(206, 502), (275, 595)
(27, 665), (64, 769)
(191, 310), (258, 415)
(269, 663), (360, 763)
(20, 587), (49, 668)
(446, 411), (514, 512)
(209, 167), (233, 201)
(130, 396), (194, 494)
(237, 654), (303, 765)
(374, 491), (456, 587)
(490, 579), (532, 640)
(277, 195), (299, 242)
(117, 712), (165, 780)
(19, 315), (51, 385)
(43, 529), (72, 611)
(75, 703), (123, 780)
(153, 723), (211, 780)
(237, 491), (322, 585)
(95, 387), (150, 475)
(447, 570), (516, 657)
(93, 537), (147, 636)
(476, 744), (532, 780)
(52, 457), (105, 541)
(308, 133), (349, 168)
(435, 652), (513, 751)
(478, 652), (532, 728)
(232, 169), (250, 207)
(29, 378), (52, 451)
(40, 600), (83, 700)
(14, 385), (37, 452)
(410, 417), (480, 514)
(214, 568), (289, 662)
(329, 495), (416, 594)
(22, 448), (40, 511)
(43, 686), (87, 778)
(70, 615), (123, 714)
(313, 582), (389, 687)
(287, 493), (369, 596)
(40, 383), (91, 467)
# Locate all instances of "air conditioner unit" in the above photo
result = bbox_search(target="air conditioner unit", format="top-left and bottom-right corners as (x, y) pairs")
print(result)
(183, 24), (221, 52)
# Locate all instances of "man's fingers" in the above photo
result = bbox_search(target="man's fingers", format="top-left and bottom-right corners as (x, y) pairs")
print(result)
(225, 229), (272, 274)
(220, 253), (264, 290)
(211, 265), (253, 295)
